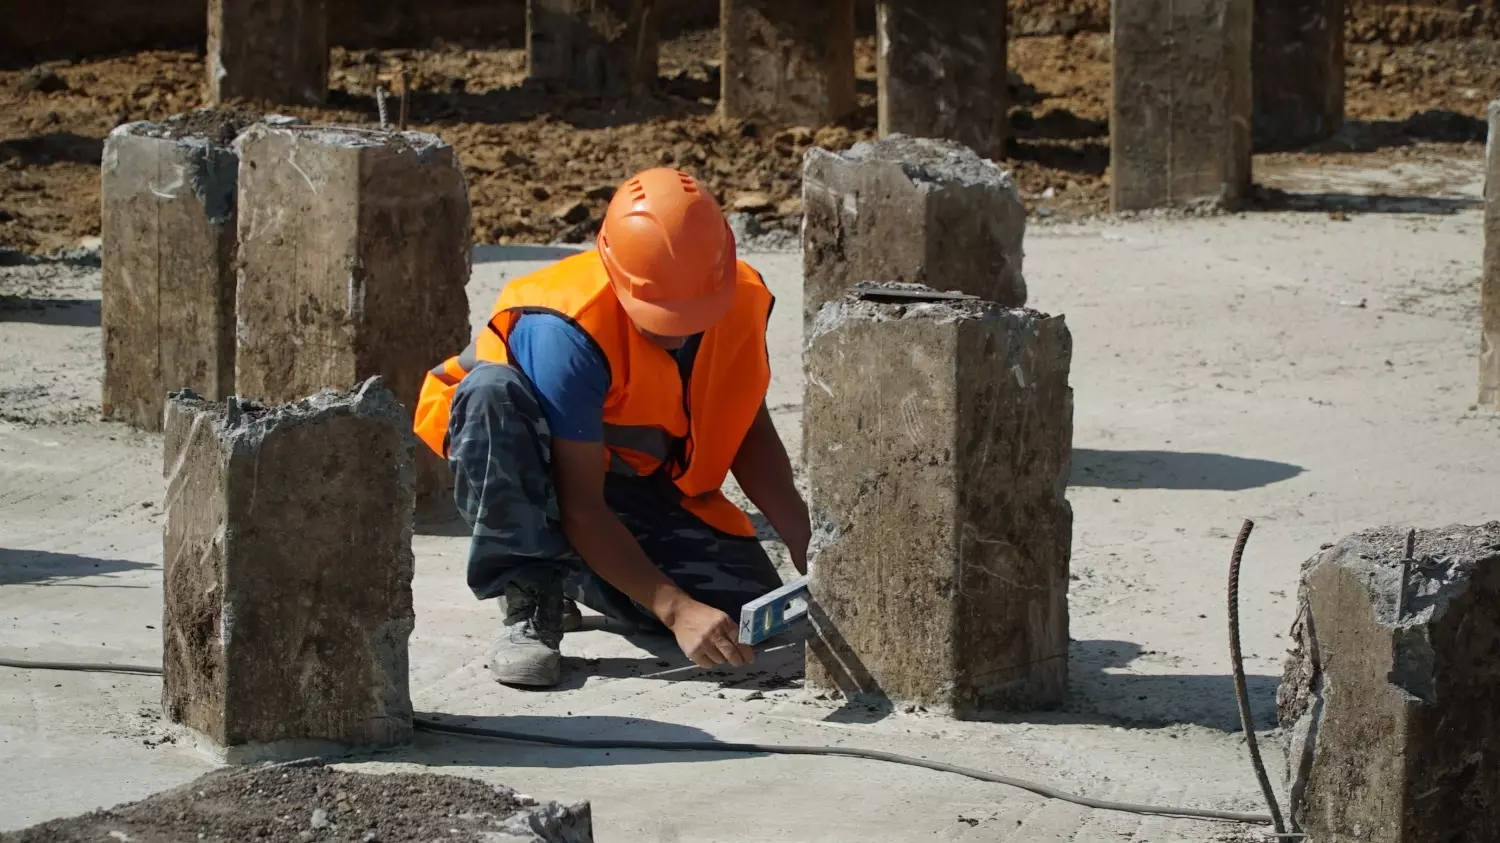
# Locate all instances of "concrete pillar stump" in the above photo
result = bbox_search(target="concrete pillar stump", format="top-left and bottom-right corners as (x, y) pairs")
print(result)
(1111, 0), (1253, 210)
(1278, 523), (1500, 842)
(207, 0), (328, 106)
(1252, 0), (1344, 150)
(876, 0), (1008, 159)
(801, 136), (1027, 328)
(720, 0), (856, 128)
(1482, 100), (1500, 409)
(803, 287), (1073, 716)
(162, 379), (415, 763)
(101, 116), (245, 431)
(233, 124), (471, 495)
(527, 0), (659, 95)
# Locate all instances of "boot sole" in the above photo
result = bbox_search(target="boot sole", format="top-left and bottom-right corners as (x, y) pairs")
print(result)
(490, 659), (562, 688)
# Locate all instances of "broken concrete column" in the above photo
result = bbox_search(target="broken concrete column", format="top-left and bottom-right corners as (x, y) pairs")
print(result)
(162, 379), (415, 762)
(207, 0), (328, 106)
(1481, 100), (1500, 408)
(875, 1), (1009, 159)
(1278, 523), (1500, 842)
(720, 0), (856, 127)
(233, 124), (471, 494)
(803, 286), (1072, 716)
(1111, 0), (1253, 210)
(7, 761), (594, 842)
(801, 135), (1027, 328)
(1252, 0), (1344, 150)
(527, 0), (659, 94)
(100, 112), (255, 431)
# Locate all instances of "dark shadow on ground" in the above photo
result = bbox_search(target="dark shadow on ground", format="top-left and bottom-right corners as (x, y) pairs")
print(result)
(1251, 186), (1482, 215)
(1070, 449), (1303, 491)
(1059, 639), (1278, 731)
(413, 501), (471, 538)
(404, 713), (765, 768)
(0, 297), (100, 327)
(327, 77), (715, 129)
(1007, 138), (1109, 175)
(0, 548), (153, 586)
(0, 132), (105, 167)
(471, 244), (585, 264)
(1010, 108), (1107, 141)
(553, 630), (804, 692)
(1275, 110), (1488, 155)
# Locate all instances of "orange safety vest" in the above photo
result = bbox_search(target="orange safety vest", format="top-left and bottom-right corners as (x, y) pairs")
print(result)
(414, 249), (774, 538)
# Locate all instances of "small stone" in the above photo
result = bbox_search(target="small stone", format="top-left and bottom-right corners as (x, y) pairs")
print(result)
(554, 200), (590, 224)
(744, 690), (765, 701)
(732, 192), (774, 213)
(531, 185), (551, 201)
(360, 833), (377, 843)
(310, 809), (331, 829)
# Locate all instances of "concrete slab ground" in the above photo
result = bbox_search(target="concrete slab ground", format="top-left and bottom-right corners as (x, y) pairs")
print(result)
(3, 153), (1498, 841)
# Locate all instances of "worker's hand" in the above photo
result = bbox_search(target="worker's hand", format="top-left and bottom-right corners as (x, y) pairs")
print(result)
(668, 600), (754, 669)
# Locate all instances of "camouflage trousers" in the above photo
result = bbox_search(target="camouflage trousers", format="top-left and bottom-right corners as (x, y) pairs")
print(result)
(448, 363), (783, 632)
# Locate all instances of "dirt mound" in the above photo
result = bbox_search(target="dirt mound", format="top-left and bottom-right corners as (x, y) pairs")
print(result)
(2, 760), (588, 843)
(0, 30), (1495, 256)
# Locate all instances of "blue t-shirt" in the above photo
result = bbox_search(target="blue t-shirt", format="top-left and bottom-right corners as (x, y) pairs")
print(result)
(507, 314), (610, 442)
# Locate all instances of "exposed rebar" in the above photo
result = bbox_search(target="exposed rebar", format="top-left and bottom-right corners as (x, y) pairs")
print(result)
(1228, 519), (1287, 834)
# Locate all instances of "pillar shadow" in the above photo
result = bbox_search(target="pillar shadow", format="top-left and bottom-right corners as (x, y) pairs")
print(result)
(1069, 449), (1303, 491)
(326, 79), (714, 129)
(804, 601), (895, 723)
(0, 548), (153, 586)
(1060, 639), (1280, 731)
(0, 297), (100, 327)
(1006, 138), (1109, 176)
(1296, 110), (1488, 155)
(1010, 108), (1108, 141)
(403, 712), (766, 768)
(0, 132), (105, 166)
(1251, 186), (1482, 216)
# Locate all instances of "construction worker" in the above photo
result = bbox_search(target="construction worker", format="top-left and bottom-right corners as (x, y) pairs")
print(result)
(414, 168), (811, 688)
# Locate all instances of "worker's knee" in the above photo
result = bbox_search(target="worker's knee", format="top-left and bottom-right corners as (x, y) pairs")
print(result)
(451, 364), (545, 428)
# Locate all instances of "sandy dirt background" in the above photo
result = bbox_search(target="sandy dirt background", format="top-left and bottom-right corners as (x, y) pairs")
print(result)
(2, 29), (1498, 255)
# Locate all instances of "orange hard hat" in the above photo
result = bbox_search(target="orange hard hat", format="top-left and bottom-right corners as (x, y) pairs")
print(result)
(597, 168), (737, 337)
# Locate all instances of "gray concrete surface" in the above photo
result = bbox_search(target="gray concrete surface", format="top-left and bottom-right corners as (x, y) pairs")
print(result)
(3, 155), (1498, 840)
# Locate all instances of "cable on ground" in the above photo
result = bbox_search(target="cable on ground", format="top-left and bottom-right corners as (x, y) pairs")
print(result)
(0, 655), (1272, 826)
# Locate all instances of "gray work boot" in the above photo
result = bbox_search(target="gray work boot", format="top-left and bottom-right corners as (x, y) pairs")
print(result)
(491, 581), (565, 687)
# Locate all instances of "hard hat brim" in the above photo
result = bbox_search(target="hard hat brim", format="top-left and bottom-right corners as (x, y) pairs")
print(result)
(613, 257), (738, 338)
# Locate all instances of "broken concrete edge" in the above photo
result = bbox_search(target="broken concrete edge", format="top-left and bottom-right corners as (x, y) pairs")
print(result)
(806, 134), (1020, 196)
(807, 283), (1054, 347)
(171, 376), (412, 470)
(232, 121), (457, 164)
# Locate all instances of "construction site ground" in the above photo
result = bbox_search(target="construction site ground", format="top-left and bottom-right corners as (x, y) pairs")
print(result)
(4, 143), (1498, 839)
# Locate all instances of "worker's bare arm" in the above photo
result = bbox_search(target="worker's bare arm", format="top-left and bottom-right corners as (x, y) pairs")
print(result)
(551, 438), (754, 667)
(731, 402), (812, 574)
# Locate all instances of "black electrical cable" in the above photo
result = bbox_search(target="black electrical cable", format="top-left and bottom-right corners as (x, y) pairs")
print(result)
(0, 656), (1273, 826)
